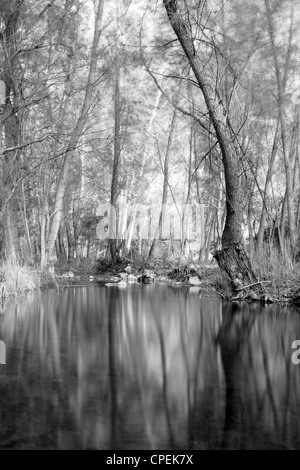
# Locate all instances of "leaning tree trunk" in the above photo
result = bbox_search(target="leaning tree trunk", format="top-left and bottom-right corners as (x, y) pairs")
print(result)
(216, 303), (255, 448)
(163, 0), (256, 287)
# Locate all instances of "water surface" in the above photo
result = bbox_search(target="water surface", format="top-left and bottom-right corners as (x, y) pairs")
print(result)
(0, 285), (299, 450)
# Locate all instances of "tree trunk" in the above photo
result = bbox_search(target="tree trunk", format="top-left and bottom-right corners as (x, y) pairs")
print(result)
(0, 1), (24, 261)
(264, 0), (296, 253)
(2, 198), (20, 261)
(66, 215), (76, 266)
(149, 109), (176, 259)
(180, 95), (193, 258)
(256, 116), (280, 252)
(64, 192), (77, 267)
(56, 226), (67, 262)
(109, 56), (121, 264)
(19, 178), (32, 262)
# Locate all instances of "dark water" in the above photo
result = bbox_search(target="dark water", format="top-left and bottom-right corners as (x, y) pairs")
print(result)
(0, 285), (300, 450)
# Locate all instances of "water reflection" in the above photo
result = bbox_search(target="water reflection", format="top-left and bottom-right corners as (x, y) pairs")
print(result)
(0, 286), (299, 449)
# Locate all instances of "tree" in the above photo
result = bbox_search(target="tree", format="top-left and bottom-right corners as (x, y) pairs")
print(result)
(109, 19), (122, 263)
(0, 0), (24, 261)
(162, 0), (256, 285)
(148, 108), (176, 259)
(264, 0), (296, 254)
(44, 0), (105, 267)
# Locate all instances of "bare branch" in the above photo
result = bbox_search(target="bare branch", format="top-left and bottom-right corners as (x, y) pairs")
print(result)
(1, 135), (55, 154)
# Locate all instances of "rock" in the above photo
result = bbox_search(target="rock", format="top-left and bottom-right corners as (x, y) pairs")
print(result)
(260, 294), (273, 303)
(128, 274), (138, 283)
(117, 280), (127, 287)
(61, 271), (74, 278)
(189, 276), (201, 286)
(125, 265), (132, 274)
(120, 272), (128, 280)
(247, 290), (259, 301)
(137, 273), (155, 284)
(109, 276), (120, 283)
(233, 278), (243, 288)
(145, 269), (155, 277)
(105, 283), (116, 287)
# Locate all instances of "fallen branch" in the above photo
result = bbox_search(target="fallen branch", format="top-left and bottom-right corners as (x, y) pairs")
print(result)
(211, 286), (228, 300)
(236, 280), (272, 291)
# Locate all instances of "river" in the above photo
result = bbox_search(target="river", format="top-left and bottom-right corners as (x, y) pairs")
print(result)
(0, 285), (299, 449)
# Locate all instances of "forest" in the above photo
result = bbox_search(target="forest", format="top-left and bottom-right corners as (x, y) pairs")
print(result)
(1, 0), (300, 452)
(0, 0), (300, 300)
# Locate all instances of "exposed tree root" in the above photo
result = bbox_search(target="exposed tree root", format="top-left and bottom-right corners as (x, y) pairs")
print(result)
(214, 244), (273, 302)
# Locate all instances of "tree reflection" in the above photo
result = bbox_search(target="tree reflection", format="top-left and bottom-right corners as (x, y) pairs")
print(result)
(0, 288), (299, 449)
(108, 288), (118, 449)
(216, 302), (256, 449)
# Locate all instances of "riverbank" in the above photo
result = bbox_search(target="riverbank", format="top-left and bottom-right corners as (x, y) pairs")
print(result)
(1, 257), (300, 306)
(89, 258), (300, 305)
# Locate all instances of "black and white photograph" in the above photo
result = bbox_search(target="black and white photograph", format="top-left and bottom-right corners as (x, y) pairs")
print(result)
(0, 0), (300, 453)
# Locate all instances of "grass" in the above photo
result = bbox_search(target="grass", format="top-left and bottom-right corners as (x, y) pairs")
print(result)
(251, 247), (300, 300)
(1, 247), (299, 302)
(0, 261), (41, 298)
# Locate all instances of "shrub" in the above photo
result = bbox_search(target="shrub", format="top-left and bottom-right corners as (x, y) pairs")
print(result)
(0, 261), (40, 298)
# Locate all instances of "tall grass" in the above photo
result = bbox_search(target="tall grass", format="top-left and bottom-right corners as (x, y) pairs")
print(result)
(0, 261), (40, 298)
(251, 246), (300, 290)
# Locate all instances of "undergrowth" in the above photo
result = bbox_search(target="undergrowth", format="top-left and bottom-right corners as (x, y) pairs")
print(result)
(0, 261), (40, 298)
